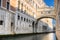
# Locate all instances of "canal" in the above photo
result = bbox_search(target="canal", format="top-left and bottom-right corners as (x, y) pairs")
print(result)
(0, 33), (56, 40)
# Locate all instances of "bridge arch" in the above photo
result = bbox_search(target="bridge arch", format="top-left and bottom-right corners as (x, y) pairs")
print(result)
(36, 16), (56, 31)
(37, 16), (56, 21)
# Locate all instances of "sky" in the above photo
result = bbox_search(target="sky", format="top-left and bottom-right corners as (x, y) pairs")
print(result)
(43, 0), (56, 25)
(43, 0), (54, 7)
(52, 19), (56, 25)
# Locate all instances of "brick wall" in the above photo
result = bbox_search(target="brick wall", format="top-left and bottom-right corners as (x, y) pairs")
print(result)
(1, 0), (17, 12)
(2, 0), (6, 8)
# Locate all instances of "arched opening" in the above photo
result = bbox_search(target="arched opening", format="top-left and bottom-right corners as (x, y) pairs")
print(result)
(32, 21), (35, 33)
(37, 17), (56, 21)
(32, 21), (37, 33)
(36, 17), (56, 32)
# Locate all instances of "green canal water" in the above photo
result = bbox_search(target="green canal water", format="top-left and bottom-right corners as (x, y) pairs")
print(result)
(0, 33), (56, 40)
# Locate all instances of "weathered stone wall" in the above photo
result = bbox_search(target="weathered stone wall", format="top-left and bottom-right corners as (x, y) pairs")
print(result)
(37, 21), (48, 33)
(0, 9), (15, 35)
(0, 9), (5, 34)
(15, 11), (36, 34)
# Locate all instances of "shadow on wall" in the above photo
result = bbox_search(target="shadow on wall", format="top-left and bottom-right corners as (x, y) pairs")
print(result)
(36, 20), (55, 32)
(41, 21), (53, 32)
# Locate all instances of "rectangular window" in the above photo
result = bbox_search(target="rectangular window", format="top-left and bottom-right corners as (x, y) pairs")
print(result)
(11, 22), (14, 31)
(18, 15), (20, 20)
(21, 3), (23, 9)
(20, 3), (23, 13)
(21, 9), (23, 13)
(29, 25), (31, 27)
(24, 18), (25, 21)
(7, 2), (9, 10)
(11, 22), (13, 26)
(2, 0), (6, 8)
(43, 25), (47, 30)
(24, 10), (26, 13)
(0, 20), (3, 25)
(29, 20), (30, 22)
(21, 17), (23, 20)
(18, 0), (20, 11)
(0, 0), (1, 7)
(36, 4), (37, 10)
(26, 19), (28, 22)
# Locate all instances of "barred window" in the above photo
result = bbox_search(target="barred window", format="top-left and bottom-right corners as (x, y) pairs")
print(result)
(0, 20), (3, 25)
(18, 15), (20, 20)
(21, 17), (23, 20)
(11, 22), (13, 26)
(26, 19), (28, 22)
(7, 2), (9, 10)
(43, 25), (47, 30)
(0, 0), (1, 7)
(24, 18), (25, 21)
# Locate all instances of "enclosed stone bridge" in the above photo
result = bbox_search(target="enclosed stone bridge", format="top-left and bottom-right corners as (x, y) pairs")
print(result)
(37, 10), (56, 20)
(35, 9), (56, 33)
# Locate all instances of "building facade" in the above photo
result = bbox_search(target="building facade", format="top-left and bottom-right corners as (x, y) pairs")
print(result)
(0, 0), (54, 35)
(56, 0), (60, 30)
(0, 0), (16, 34)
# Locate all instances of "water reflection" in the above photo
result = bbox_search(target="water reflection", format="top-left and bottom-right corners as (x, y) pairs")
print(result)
(1, 33), (56, 40)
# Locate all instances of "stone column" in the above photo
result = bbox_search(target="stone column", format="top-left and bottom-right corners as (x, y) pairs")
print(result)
(14, 12), (18, 33)
(4, 11), (12, 34)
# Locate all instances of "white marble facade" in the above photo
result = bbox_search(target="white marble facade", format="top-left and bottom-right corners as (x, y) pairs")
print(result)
(0, 8), (15, 35)
(15, 11), (36, 34)
(0, 9), (49, 35)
